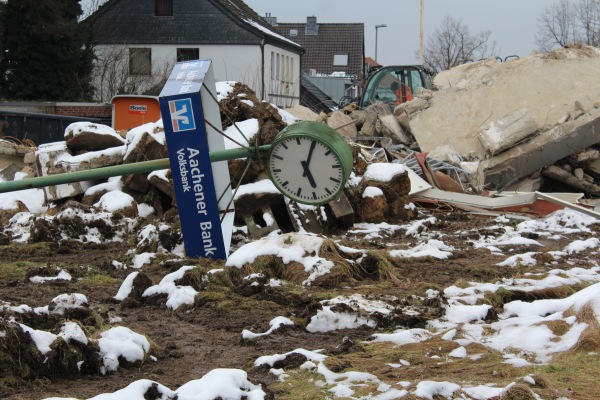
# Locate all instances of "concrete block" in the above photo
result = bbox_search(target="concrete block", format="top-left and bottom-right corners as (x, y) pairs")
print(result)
(35, 143), (93, 202)
(478, 108), (538, 155)
(328, 191), (354, 228)
(476, 109), (600, 191)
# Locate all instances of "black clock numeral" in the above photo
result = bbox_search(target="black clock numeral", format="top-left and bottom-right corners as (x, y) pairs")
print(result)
(282, 181), (289, 187)
(325, 188), (332, 195)
(273, 155), (283, 160)
(296, 138), (301, 145)
(296, 187), (302, 197)
(312, 192), (317, 200)
(272, 168), (281, 173)
(324, 149), (332, 156)
(332, 164), (340, 169)
(330, 177), (341, 183)
(281, 143), (288, 150)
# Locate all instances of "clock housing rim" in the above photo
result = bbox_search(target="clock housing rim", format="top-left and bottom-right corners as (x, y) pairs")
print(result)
(267, 121), (352, 206)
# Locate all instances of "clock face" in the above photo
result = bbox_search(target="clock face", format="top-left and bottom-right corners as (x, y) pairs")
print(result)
(268, 136), (344, 205)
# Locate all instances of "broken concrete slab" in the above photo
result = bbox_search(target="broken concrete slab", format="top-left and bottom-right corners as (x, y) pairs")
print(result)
(427, 145), (463, 165)
(0, 163), (21, 182)
(243, 207), (279, 238)
(379, 114), (410, 144)
(353, 102), (390, 137)
(35, 142), (94, 202)
(284, 105), (319, 121)
(287, 201), (323, 234)
(542, 165), (600, 196)
(326, 110), (358, 137)
(327, 192), (354, 229)
(123, 131), (167, 164)
(477, 108), (538, 155)
(410, 46), (600, 159)
(148, 169), (175, 200)
(233, 190), (294, 233)
(475, 109), (600, 191)
(576, 149), (600, 164)
(588, 158), (600, 176)
(49, 146), (126, 174)
(0, 139), (34, 170)
(503, 174), (543, 193)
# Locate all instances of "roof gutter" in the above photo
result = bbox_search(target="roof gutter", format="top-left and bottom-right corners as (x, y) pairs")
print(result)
(260, 38), (265, 101)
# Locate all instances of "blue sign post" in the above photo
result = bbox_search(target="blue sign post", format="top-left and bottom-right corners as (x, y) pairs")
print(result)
(159, 60), (234, 259)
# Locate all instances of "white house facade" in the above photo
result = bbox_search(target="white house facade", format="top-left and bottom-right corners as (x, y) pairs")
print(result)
(86, 0), (303, 107)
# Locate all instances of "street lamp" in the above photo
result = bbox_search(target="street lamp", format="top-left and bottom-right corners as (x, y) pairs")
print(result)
(420, 0), (424, 65)
(375, 24), (387, 64)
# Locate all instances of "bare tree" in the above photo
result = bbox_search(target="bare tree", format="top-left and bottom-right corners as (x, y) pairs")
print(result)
(423, 14), (496, 73)
(91, 45), (174, 102)
(577, 0), (600, 46)
(536, 0), (580, 51)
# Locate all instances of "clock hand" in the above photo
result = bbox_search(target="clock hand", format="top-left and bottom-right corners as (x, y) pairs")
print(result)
(301, 161), (317, 188)
(299, 140), (318, 188)
(302, 140), (317, 177)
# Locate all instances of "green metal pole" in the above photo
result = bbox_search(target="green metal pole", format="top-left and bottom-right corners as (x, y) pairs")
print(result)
(0, 144), (271, 194)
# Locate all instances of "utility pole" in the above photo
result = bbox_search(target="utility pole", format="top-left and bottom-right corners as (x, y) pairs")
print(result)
(420, 0), (424, 65)
(375, 24), (387, 64)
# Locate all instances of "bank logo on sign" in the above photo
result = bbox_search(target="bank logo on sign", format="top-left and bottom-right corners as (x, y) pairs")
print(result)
(169, 98), (196, 132)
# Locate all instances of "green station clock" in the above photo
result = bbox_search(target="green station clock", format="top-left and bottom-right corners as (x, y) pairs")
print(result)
(267, 121), (353, 206)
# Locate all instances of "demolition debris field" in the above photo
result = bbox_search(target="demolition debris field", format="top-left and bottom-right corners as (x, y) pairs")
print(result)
(2, 46), (600, 399)
(2, 209), (600, 400)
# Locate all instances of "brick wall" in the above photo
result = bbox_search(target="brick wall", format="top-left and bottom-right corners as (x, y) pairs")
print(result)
(55, 103), (112, 119)
(0, 102), (112, 120)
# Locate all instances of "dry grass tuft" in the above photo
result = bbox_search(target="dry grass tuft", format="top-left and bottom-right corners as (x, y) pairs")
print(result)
(357, 250), (403, 284)
(542, 319), (572, 337)
(500, 383), (537, 399)
(528, 284), (581, 300)
(311, 239), (360, 287)
(451, 279), (471, 289)
(527, 374), (551, 388)
(177, 267), (207, 290)
(227, 255), (307, 284)
(566, 303), (600, 352)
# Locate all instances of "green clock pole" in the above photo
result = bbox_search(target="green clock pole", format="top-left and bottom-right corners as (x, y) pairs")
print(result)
(0, 145), (271, 194)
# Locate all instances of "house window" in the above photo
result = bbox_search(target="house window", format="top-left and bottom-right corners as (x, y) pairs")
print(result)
(289, 29), (298, 36)
(129, 48), (151, 75)
(276, 53), (280, 80)
(155, 0), (173, 16)
(333, 54), (348, 67)
(270, 52), (275, 78)
(177, 48), (199, 62)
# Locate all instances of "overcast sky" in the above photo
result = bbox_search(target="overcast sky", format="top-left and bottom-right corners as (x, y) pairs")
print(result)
(244, 0), (553, 66)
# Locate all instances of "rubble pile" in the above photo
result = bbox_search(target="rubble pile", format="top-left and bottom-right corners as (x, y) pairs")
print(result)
(2, 47), (600, 249)
(0, 81), (417, 249)
(323, 45), (600, 197)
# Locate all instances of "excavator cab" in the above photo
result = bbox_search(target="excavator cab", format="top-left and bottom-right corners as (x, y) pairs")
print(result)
(359, 65), (433, 110)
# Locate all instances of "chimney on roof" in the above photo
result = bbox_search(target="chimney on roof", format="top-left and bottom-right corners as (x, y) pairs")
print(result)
(306, 16), (318, 35)
(264, 12), (277, 26)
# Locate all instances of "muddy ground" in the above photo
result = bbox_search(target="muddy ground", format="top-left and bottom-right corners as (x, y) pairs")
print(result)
(1, 210), (599, 400)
